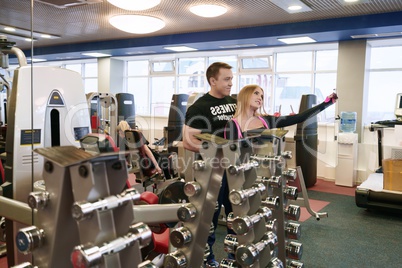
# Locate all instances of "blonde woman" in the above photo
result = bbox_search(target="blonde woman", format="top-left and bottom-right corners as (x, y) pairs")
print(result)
(224, 85), (337, 139)
(117, 120), (162, 174)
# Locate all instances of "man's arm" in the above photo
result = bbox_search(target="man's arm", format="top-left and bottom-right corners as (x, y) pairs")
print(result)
(182, 124), (202, 153)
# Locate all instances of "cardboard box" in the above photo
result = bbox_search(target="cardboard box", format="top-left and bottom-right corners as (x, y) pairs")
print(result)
(382, 158), (402, 191)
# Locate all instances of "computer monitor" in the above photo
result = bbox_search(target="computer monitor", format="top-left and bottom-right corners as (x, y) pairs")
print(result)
(395, 93), (402, 119)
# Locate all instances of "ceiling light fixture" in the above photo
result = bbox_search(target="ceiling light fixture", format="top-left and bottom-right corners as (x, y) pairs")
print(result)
(219, 44), (258, 49)
(107, 0), (161, 11)
(163, 46), (198, 52)
(351, 32), (402, 39)
(288, 5), (302, 11)
(27, 57), (47, 62)
(2, 33), (37, 42)
(270, 0), (312, 13)
(190, 4), (227, 18)
(81, 52), (112, 58)
(4, 27), (15, 32)
(0, 24), (60, 39)
(109, 15), (165, 34)
(337, 0), (370, 5)
(277, 36), (316, 44)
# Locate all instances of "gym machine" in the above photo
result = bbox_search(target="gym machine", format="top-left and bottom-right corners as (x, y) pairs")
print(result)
(0, 36), (91, 266)
(87, 92), (118, 143)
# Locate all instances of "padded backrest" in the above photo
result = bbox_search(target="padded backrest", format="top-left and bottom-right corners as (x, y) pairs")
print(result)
(80, 133), (119, 153)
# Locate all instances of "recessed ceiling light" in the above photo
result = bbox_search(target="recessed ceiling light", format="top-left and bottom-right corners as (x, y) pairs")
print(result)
(270, 0), (312, 13)
(277, 36), (317, 44)
(288, 5), (302, 11)
(26, 57), (46, 62)
(0, 24), (60, 39)
(126, 51), (157, 55)
(219, 44), (258, 48)
(81, 52), (112, 57)
(351, 32), (402, 39)
(190, 4), (227, 18)
(163, 46), (198, 52)
(337, 0), (370, 5)
(107, 0), (161, 11)
(109, 15), (165, 34)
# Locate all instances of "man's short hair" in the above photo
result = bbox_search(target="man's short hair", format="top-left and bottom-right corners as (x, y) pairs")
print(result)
(206, 62), (232, 85)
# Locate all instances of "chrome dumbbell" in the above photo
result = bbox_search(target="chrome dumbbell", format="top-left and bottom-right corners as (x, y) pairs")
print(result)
(286, 241), (303, 260)
(183, 181), (202, 197)
(250, 155), (282, 173)
(232, 207), (273, 235)
(177, 203), (197, 222)
(71, 222), (151, 267)
(235, 231), (278, 266)
(285, 205), (301, 221)
(16, 226), (45, 254)
(282, 169), (297, 182)
(164, 250), (187, 268)
(257, 175), (282, 188)
(281, 150), (293, 159)
(284, 186), (298, 200)
(27, 191), (50, 209)
(226, 212), (235, 230)
(229, 183), (266, 206)
(170, 227), (192, 248)
(287, 260), (304, 268)
(267, 257), (284, 268)
(266, 219), (278, 234)
(285, 222), (301, 240)
(72, 187), (140, 221)
(261, 196), (281, 210)
(223, 234), (238, 254)
(228, 160), (259, 175)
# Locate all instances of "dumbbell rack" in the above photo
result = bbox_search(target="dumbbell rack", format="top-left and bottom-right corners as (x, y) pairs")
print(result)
(13, 146), (153, 268)
(164, 130), (304, 267)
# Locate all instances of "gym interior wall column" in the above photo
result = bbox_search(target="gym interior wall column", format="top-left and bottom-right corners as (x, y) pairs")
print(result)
(97, 57), (124, 94)
(336, 39), (371, 142)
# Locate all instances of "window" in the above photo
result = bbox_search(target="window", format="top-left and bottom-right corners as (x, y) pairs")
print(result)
(64, 62), (98, 94)
(274, 50), (337, 121)
(178, 58), (205, 94)
(128, 60), (148, 76)
(240, 56), (271, 71)
(367, 45), (402, 123)
(127, 77), (149, 115)
(150, 76), (175, 117)
(151, 61), (175, 74)
(276, 51), (312, 72)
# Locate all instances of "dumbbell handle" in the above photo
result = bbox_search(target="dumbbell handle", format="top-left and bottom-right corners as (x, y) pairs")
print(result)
(228, 160), (259, 175)
(236, 232), (277, 266)
(71, 222), (151, 267)
(72, 188), (140, 221)
(229, 183), (266, 205)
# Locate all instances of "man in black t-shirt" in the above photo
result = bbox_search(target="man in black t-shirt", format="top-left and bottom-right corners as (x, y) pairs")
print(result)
(183, 62), (237, 267)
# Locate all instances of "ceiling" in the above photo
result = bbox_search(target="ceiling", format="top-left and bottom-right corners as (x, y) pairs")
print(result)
(2, 0), (402, 63)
